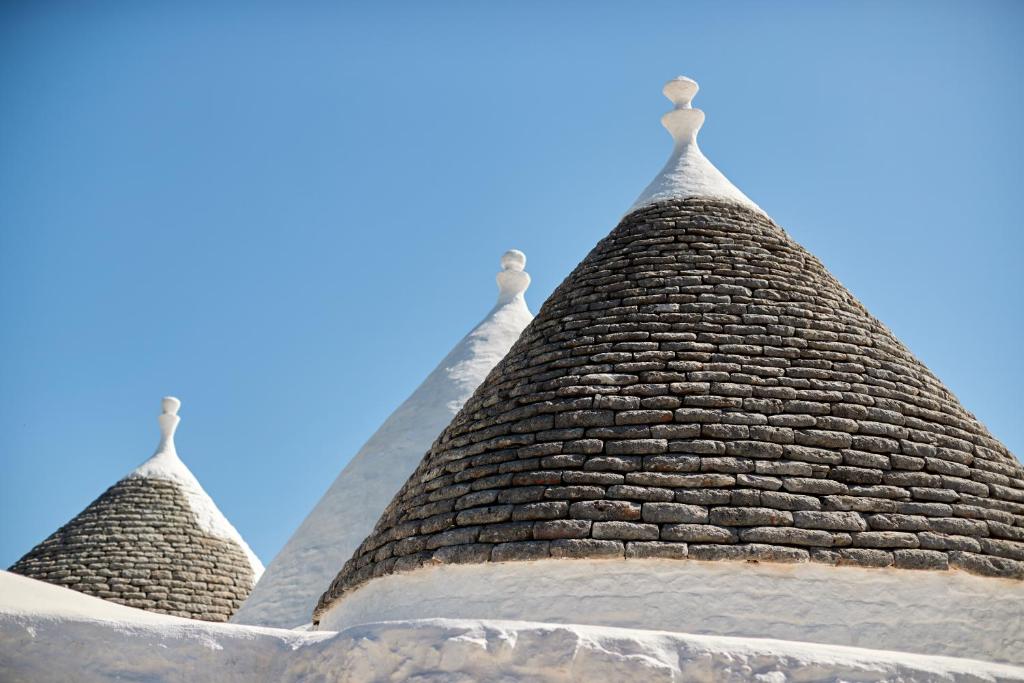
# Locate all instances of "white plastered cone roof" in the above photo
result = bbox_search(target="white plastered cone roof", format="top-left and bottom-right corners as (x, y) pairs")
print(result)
(232, 250), (534, 628)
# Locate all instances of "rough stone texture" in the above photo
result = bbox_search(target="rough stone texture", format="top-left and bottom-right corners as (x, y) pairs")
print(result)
(316, 198), (1024, 621)
(9, 477), (255, 622)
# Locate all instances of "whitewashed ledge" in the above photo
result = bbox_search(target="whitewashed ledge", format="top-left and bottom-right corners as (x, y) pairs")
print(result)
(2, 574), (1022, 683)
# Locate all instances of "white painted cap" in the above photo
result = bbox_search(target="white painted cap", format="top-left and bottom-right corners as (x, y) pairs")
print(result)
(161, 396), (181, 416)
(501, 249), (526, 272)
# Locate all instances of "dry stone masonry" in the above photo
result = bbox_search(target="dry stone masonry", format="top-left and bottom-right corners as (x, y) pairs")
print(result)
(10, 397), (260, 622)
(316, 196), (1024, 620)
(9, 477), (256, 621)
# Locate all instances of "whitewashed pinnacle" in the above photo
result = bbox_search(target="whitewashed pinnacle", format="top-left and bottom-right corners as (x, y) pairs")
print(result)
(157, 396), (181, 453)
(496, 249), (530, 305)
(629, 76), (762, 215)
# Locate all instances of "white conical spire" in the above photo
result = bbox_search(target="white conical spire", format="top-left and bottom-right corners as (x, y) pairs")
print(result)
(130, 397), (264, 579)
(629, 76), (762, 215)
(232, 250), (535, 628)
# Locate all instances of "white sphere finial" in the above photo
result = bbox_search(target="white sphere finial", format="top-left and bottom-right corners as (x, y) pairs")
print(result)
(162, 396), (181, 416)
(496, 249), (530, 303)
(501, 249), (526, 272)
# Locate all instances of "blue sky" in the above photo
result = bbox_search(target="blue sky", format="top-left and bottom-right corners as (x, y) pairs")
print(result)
(1, 1), (1021, 569)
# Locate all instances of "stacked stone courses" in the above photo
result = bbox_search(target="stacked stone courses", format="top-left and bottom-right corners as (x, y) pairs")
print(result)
(317, 198), (1023, 618)
(9, 477), (256, 622)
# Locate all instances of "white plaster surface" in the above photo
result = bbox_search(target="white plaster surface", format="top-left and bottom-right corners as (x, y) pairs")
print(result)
(318, 558), (1024, 666)
(629, 76), (763, 215)
(128, 397), (264, 579)
(2, 571), (1020, 683)
(231, 252), (534, 628)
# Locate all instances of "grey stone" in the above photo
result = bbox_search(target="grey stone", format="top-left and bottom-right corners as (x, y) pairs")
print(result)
(592, 521), (660, 540)
(739, 527), (836, 547)
(641, 502), (709, 524)
(569, 500), (642, 521)
(533, 520), (591, 540)
(625, 541), (689, 559)
(661, 524), (738, 544)
(709, 507), (793, 527)
(793, 511), (867, 531)
(549, 539), (624, 559)
(491, 541), (551, 562)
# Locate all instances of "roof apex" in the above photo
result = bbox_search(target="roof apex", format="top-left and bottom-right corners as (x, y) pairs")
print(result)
(628, 76), (762, 216)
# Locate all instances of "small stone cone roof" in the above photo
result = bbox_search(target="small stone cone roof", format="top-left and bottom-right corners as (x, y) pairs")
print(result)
(232, 251), (534, 628)
(314, 77), (1023, 623)
(9, 397), (263, 622)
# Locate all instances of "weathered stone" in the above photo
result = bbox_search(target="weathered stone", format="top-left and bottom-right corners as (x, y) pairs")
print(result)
(626, 472), (735, 488)
(625, 541), (688, 559)
(433, 544), (493, 565)
(866, 514), (930, 532)
(822, 495), (896, 513)
(641, 502), (709, 524)
(837, 548), (894, 568)
(592, 521), (660, 541)
(455, 505), (513, 526)
(644, 454), (701, 472)
(782, 478), (848, 495)
(736, 474), (783, 490)
(793, 511), (867, 531)
(760, 491), (822, 511)
(606, 485), (674, 502)
(893, 549), (949, 571)
(851, 531), (920, 549)
(739, 527), (836, 547)
(569, 500), (641, 521)
(661, 524), (738, 544)
(918, 532), (982, 553)
(549, 539), (624, 559)
(479, 522), (534, 544)
(709, 507), (793, 527)
(949, 551), (1024, 579)
(533, 520), (592, 540)
(744, 544), (810, 563)
(424, 526), (480, 550)
(687, 544), (748, 561)
(512, 501), (568, 521)
(491, 541), (551, 562)
(605, 440), (668, 456)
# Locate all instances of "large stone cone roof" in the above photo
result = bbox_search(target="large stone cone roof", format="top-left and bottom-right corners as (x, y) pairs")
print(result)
(232, 251), (534, 628)
(314, 79), (1023, 622)
(9, 398), (263, 622)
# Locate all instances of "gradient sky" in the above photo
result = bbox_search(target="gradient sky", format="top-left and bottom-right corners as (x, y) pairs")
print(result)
(1, 1), (1021, 569)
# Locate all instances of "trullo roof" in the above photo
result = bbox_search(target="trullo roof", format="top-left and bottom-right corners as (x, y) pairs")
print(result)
(9, 397), (263, 622)
(315, 77), (1023, 624)
(232, 250), (534, 627)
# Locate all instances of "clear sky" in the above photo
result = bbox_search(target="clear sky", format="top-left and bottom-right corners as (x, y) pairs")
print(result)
(1, 1), (1021, 569)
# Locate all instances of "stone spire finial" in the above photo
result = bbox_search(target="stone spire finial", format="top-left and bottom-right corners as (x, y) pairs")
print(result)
(628, 76), (761, 215)
(496, 249), (530, 305)
(157, 396), (181, 453)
